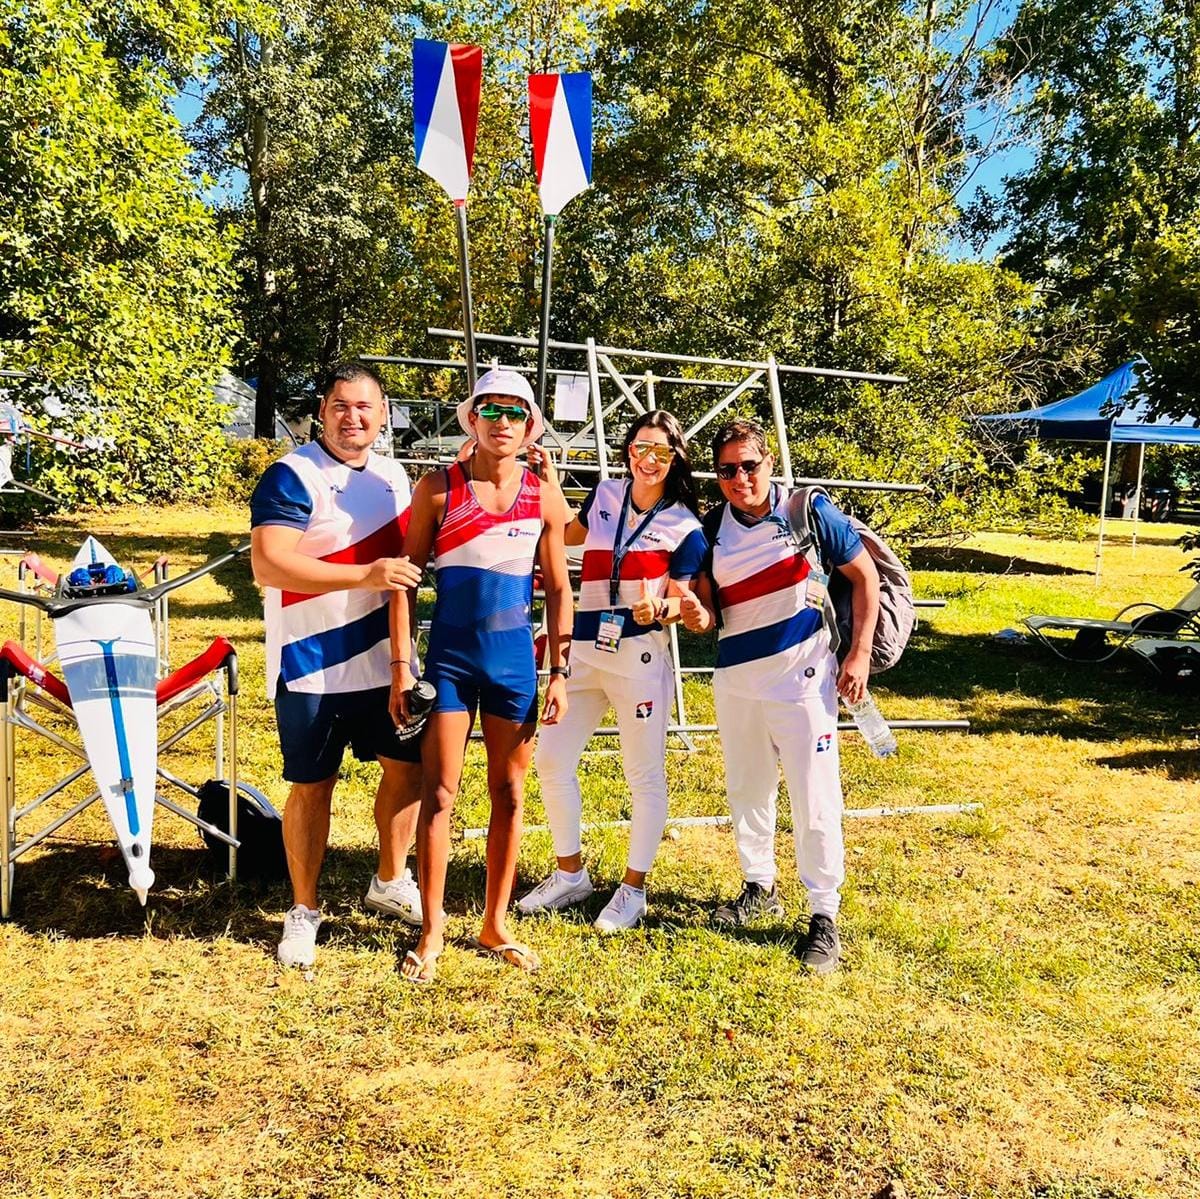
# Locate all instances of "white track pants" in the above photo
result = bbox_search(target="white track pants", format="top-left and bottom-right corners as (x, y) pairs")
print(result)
(535, 654), (673, 874)
(713, 666), (844, 918)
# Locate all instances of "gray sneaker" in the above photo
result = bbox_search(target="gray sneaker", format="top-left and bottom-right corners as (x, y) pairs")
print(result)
(277, 904), (321, 968)
(711, 881), (785, 927)
(797, 913), (840, 975)
(364, 870), (423, 926)
(517, 868), (594, 914)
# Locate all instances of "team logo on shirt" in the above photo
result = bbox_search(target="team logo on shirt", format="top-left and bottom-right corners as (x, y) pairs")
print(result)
(507, 527), (536, 538)
(598, 510), (611, 521)
(635, 700), (654, 719)
(815, 733), (832, 753)
(642, 531), (663, 544)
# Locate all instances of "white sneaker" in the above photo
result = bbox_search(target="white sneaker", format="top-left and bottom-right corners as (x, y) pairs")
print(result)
(277, 904), (321, 968)
(364, 870), (423, 926)
(517, 868), (594, 914)
(594, 884), (647, 933)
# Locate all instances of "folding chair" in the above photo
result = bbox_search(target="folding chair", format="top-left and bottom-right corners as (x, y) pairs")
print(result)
(1023, 582), (1200, 662)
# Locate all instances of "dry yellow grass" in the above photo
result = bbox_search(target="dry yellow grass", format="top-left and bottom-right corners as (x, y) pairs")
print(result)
(0, 505), (1197, 1199)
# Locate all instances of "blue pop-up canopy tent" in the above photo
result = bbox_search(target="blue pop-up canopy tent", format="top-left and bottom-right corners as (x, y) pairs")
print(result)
(978, 360), (1200, 444)
(978, 361), (1200, 576)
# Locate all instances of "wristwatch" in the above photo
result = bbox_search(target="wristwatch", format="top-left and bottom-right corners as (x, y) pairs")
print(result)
(549, 664), (571, 679)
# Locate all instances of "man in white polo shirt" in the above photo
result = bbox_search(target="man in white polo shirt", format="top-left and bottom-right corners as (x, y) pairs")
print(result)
(250, 363), (423, 968)
(683, 418), (880, 974)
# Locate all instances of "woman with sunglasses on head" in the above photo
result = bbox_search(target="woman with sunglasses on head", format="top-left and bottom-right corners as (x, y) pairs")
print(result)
(678, 418), (880, 976)
(389, 368), (573, 983)
(518, 410), (709, 932)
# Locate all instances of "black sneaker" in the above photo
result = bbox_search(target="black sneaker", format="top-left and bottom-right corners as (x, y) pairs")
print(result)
(797, 913), (840, 975)
(711, 881), (785, 927)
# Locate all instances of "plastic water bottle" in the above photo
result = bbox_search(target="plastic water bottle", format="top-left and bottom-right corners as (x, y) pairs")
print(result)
(395, 679), (437, 743)
(845, 692), (898, 758)
(407, 679), (437, 720)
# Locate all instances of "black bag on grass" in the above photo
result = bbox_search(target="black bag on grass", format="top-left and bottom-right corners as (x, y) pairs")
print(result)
(1143, 644), (1200, 695)
(197, 779), (289, 883)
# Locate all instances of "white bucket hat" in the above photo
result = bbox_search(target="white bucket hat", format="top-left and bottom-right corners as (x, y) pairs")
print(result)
(456, 368), (545, 447)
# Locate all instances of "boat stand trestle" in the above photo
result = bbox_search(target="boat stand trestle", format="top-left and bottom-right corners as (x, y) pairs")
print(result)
(0, 538), (268, 916)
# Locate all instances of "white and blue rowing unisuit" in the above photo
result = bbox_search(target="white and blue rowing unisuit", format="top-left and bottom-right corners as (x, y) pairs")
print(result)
(250, 441), (412, 699)
(710, 486), (861, 701)
(572, 478), (706, 678)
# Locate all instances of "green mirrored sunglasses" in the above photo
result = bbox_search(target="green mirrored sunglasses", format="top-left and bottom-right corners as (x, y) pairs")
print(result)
(475, 403), (529, 423)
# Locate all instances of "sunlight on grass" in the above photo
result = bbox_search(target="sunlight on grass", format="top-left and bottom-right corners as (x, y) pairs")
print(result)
(0, 505), (1197, 1198)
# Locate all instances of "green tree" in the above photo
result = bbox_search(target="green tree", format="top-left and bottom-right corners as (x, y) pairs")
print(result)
(0, 0), (240, 506)
(538, 0), (1075, 534)
(193, 0), (606, 432)
(988, 0), (1200, 417)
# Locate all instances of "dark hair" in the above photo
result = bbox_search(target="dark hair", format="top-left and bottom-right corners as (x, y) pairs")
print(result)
(621, 409), (700, 515)
(711, 418), (769, 467)
(321, 361), (385, 400)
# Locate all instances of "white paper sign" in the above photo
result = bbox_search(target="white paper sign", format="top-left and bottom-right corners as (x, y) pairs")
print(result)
(553, 373), (590, 422)
(391, 404), (411, 430)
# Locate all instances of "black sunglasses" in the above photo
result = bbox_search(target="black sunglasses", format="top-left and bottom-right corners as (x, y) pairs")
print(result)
(716, 458), (765, 481)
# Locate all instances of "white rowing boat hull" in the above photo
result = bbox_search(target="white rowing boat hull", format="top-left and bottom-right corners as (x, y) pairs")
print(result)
(53, 540), (157, 901)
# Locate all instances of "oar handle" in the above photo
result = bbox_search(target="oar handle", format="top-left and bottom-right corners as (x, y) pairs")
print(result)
(139, 544), (250, 603)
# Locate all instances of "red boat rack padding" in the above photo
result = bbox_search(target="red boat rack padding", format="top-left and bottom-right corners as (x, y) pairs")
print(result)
(1, 641), (71, 707)
(156, 637), (235, 705)
(19, 553), (59, 586)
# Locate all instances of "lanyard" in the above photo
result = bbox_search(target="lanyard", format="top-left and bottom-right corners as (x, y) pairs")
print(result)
(610, 482), (668, 607)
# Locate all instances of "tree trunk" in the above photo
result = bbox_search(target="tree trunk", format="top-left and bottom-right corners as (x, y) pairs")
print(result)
(902, 0), (938, 273)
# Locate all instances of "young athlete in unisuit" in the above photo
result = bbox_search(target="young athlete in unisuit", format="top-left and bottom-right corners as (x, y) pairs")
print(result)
(390, 368), (572, 983)
(518, 411), (709, 932)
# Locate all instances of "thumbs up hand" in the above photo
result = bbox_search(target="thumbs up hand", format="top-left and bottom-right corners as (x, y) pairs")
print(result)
(679, 589), (709, 633)
(631, 578), (661, 626)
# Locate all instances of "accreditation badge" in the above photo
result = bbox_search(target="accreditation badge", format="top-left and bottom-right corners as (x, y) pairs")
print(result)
(804, 569), (830, 611)
(595, 610), (625, 654)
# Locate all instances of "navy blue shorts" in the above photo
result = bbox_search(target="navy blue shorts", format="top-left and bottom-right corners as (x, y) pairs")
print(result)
(274, 681), (422, 783)
(423, 658), (539, 725)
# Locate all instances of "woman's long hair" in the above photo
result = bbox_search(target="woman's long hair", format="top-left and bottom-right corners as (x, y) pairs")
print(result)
(620, 410), (700, 515)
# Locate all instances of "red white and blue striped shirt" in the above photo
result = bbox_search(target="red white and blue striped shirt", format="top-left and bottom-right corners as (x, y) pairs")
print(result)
(710, 489), (861, 700)
(426, 461), (542, 678)
(250, 441), (412, 698)
(572, 478), (706, 678)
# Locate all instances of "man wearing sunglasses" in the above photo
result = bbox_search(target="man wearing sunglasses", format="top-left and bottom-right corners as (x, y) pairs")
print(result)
(390, 368), (572, 982)
(682, 419), (880, 974)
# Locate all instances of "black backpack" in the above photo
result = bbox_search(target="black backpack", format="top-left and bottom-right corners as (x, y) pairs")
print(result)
(197, 779), (289, 883)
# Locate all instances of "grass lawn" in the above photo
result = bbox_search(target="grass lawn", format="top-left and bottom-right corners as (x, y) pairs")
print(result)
(0, 505), (1197, 1199)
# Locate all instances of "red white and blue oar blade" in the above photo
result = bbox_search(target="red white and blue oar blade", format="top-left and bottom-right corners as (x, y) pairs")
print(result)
(529, 72), (592, 216)
(413, 38), (482, 203)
